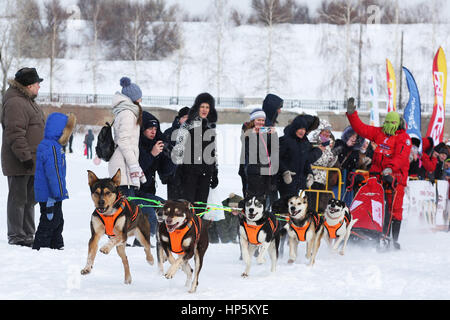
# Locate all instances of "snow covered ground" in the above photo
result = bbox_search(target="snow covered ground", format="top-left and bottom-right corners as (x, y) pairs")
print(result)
(0, 125), (449, 301)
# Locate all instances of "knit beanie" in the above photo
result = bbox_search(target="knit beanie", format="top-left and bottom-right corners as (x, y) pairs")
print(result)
(383, 111), (401, 136)
(120, 77), (142, 102)
(249, 108), (266, 121)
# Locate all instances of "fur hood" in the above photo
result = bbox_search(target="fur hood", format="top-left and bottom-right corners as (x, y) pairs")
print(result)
(5, 79), (36, 101)
(44, 112), (76, 146)
(188, 92), (218, 125)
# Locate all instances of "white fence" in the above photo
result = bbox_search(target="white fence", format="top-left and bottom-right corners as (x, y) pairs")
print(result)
(404, 180), (449, 229)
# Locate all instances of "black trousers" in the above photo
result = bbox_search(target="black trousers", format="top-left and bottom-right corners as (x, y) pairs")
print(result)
(33, 201), (64, 250)
(180, 171), (211, 214)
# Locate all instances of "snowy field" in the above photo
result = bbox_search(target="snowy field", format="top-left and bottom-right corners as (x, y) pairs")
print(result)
(0, 124), (449, 301)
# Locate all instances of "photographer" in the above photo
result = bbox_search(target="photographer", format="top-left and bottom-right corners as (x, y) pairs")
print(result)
(138, 111), (174, 238)
(139, 111), (174, 195)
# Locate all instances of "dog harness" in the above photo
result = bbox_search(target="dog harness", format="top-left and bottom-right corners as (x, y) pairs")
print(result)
(323, 215), (350, 239)
(168, 214), (202, 255)
(289, 213), (322, 242)
(289, 221), (311, 242)
(95, 197), (138, 237)
(242, 216), (278, 245)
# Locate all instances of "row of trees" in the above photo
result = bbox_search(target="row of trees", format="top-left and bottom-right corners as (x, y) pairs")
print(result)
(0, 0), (445, 99)
(231, 0), (445, 26)
(0, 0), (181, 96)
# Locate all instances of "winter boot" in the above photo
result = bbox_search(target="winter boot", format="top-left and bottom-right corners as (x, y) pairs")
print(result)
(391, 219), (401, 250)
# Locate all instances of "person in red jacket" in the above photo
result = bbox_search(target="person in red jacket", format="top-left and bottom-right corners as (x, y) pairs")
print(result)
(346, 97), (412, 250)
(408, 136), (437, 179)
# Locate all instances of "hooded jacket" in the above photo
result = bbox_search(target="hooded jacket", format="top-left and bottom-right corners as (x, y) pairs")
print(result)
(279, 114), (321, 190)
(347, 111), (412, 186)
(108, 92), (141, 187)
(262, 94), (283, 127)
(139, 111), (175, 194)
(173, 92), (218, 176)
(34, 112), (76, 202)
(1, 79), (45, 176)
(332, 126), (365, 173)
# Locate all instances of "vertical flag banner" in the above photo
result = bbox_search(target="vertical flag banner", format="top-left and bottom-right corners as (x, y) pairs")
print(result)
(426, 47), (447, 145)
(402, 67), (422, 144)
(368, 72), (380, 126)
(386, 59), (397, 112)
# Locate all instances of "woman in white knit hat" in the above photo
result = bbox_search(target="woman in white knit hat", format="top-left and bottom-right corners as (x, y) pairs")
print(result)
(238, 108), (278, 207)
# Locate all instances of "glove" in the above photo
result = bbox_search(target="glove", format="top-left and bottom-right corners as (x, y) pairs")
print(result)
(331, 145), (344, 156)
(210, 173), (219, 189)
(129, 164), (146, 185)
(23, 159), (34, 170)
(346, 97), (356, 115)
(306, 173), (314, 189)
(282, 170), (296, 184)
(382, 167), (393, 176)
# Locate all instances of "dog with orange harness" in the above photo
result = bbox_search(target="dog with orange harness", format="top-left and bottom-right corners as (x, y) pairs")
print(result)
(81, 169), (154, 284)
(316, 198), (358, 256)
(158, 199), (209, 293)
(283, 192), (323, 266)
(239, 194), (285, 277)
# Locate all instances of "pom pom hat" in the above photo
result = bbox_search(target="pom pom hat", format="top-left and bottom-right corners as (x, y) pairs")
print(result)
(120, 77), (142, 102)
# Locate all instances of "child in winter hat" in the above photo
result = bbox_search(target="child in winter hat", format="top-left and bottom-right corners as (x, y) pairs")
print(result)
(120, 77), (142, 102)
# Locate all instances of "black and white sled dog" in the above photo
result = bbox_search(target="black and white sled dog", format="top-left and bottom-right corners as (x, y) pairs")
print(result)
(238, 194), (284, 277)
(317, 198), (358, 256)
(284, 192), (323, 266)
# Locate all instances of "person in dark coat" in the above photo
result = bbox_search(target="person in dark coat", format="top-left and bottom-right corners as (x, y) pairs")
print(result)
(172, 92), (218, 214)
(33, 112), (76, 250)
(332, 126), (365, 181)
(278, 114), (321, 199)
(431, 142), (449, 181)
(1, 68), (45, 247)
(137, 111), (174, 237)
(163, 106), (190, 200)
(238, 108), (278, 208)
(262, 93), (283, 127)
(84, 129), (95, 159)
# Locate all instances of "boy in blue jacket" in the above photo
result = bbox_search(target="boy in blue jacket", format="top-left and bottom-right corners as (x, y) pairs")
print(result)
(32, 112), (76, 250)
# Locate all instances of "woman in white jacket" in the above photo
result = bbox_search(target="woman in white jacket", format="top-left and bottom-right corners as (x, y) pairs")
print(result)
(109, 77), (146, 193)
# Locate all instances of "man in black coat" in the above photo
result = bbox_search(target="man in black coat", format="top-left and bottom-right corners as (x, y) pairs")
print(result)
(278, 114), (321, 198)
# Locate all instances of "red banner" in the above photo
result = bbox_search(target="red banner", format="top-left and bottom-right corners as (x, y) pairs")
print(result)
(426, 47), (447, 145)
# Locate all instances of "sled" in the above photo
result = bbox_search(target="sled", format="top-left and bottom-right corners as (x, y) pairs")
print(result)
(348, 176), (388, 247)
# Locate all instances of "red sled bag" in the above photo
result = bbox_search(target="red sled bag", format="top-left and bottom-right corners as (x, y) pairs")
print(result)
(349, 177), (385, 241)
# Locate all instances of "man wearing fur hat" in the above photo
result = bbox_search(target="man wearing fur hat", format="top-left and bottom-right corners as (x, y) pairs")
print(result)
(347, 97), (411, 250)
(1, 68), (45, 247)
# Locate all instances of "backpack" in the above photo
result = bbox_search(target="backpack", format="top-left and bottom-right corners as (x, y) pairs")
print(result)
(95, 121), (116, 161)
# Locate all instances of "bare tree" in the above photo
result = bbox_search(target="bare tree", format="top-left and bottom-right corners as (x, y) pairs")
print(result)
(12, 0), (45, 59)
(317, 0), (361, 100)
(78, 0), (103, 96)
(42, 0), (71, 97)
(0, 1), (16, 97)
(251, 0), (293, 92)
(97, 0), (180, 65)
